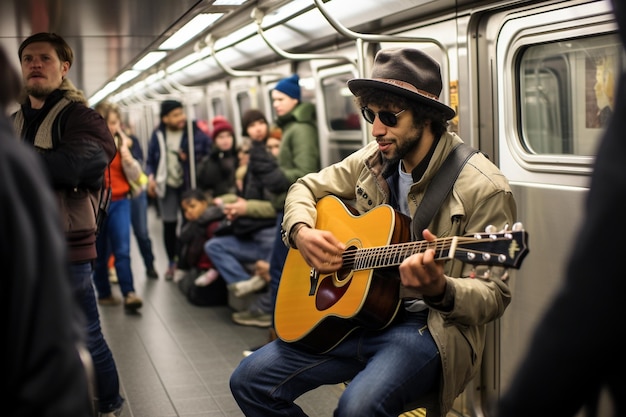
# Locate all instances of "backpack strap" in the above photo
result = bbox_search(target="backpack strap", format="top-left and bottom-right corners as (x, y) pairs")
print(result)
(412, 143), (478, 239)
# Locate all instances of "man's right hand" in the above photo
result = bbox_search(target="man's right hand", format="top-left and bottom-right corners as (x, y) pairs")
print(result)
(295, 226), (345, 274)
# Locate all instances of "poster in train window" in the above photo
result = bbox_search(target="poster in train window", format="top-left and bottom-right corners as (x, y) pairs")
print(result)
(585, 49), (617, 129)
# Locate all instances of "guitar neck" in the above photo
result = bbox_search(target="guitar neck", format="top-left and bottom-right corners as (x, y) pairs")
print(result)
(345, 236), (460, 271)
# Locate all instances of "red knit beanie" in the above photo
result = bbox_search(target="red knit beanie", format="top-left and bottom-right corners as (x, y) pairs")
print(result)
(211, 116), (234, 141)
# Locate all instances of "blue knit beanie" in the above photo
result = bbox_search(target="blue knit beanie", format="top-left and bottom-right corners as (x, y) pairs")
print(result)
(274, 74), (301, 101)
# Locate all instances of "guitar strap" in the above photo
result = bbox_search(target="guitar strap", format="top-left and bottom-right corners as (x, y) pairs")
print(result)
(412, 142), (478, 240)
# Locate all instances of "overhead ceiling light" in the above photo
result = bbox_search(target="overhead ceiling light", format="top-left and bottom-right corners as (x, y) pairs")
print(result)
(213, 0), (247, 5)
(214, 22), (256, 49)
(116, 70), (140, 84)
(88, 80), (121, 106)
(167, 52), (201, 73)
(159, 13), (223, 50)
(133, 51), (167, 70)
(144, 70), (166, 85)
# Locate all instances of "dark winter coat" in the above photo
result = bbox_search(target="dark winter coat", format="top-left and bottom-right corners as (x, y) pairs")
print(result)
(12, 80), (116, 263)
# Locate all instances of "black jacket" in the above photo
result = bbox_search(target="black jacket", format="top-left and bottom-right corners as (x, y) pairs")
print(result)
(1, 116), (92, 416)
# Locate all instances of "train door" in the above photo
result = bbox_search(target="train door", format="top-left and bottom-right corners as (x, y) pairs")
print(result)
(228, 76), (264, 140)
(475, 0), (620, 413)
(206, 81), (231, 125)
(310, 58), (360, 167)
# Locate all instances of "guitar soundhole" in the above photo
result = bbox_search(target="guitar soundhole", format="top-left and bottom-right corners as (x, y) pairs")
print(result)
(336, 243), (358, 283)
(315, 245), (356, 311)
(336, 267), (350, 281)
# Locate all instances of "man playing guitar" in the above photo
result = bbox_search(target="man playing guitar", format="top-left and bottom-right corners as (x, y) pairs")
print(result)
(230, 47), (521, 417)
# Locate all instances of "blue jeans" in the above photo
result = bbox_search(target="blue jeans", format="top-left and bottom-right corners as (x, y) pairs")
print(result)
(130, 191), (155, 270)
(204, 225), (277, 285)
(269, 211), (288, 306)
(230, 310), (440, 417)
(248, 211), (288, 317)
(71, 262), (124, 413)
(93, 198), (136, 297)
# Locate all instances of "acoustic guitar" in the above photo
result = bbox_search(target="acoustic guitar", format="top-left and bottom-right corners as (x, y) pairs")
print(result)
(274, 195), (529, 353)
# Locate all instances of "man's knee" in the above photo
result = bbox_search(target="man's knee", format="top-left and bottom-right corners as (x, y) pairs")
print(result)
(204, 237), (221, 255)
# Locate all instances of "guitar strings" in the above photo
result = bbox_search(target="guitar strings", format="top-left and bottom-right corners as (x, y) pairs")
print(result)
(338, 236), (509, 270)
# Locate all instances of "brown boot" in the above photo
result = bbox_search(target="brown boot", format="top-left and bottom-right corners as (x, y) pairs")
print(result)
(124, 292), (143, 311)
(268, 327), (278, 342)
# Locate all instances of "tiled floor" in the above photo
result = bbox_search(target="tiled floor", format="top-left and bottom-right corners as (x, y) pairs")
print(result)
(98, 206), (344, 417)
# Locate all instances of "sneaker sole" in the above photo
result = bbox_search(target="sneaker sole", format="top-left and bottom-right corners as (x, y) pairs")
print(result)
(231, 276), (266, 298)
(124, 301), (143, 311)
(231, 317), (272, 327)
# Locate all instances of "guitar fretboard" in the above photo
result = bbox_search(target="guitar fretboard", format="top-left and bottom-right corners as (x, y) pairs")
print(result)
(342, 236), (459, 270)
(341, 234), (518, 271)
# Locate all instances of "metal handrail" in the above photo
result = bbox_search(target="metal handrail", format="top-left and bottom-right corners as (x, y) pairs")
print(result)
(252, 7), (355, 65)
(206, 34), (269, 78)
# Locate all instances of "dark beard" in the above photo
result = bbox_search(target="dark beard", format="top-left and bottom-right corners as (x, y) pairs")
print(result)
(26, 84), (55, 99)
(384, 125), (423, 166)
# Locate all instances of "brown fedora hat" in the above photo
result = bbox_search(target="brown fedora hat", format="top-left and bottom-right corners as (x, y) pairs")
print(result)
(348, 48), (455, 120)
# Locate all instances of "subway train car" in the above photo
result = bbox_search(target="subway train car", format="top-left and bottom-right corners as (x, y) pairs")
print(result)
(2, 0), (621, 416)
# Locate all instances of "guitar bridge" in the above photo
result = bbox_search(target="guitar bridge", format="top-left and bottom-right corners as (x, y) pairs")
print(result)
(308, 268), (319, 296)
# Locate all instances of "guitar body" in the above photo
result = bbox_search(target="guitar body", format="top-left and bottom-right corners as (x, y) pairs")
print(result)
(275, 196), (411, 353)
(275, 195), (530, 354)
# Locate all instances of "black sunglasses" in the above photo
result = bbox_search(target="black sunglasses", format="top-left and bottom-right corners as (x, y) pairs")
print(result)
(360, 106), (406, 127)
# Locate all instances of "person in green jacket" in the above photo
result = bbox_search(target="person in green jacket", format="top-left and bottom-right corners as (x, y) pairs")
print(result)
(232, 74), (321, 334)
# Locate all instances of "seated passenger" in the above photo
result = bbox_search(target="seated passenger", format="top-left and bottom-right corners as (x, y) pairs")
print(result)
(204, 109), (279, 296)
(229, 125), (284, 297)
(176, 189), (223, 286)
(230, 48), (516, 416)
(196, 116), (239, 199)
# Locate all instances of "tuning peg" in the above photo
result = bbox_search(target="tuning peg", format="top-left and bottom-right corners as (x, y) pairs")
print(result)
(512, 222), (524, 231)
(484, 225), (498, 233)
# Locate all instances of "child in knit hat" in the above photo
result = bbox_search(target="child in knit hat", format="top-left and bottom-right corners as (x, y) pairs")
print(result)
(196, 116), (239, 198)
(211, 115), (235, 146)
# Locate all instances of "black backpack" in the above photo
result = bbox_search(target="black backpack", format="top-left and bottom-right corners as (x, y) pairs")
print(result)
(177, 268), (228, 307)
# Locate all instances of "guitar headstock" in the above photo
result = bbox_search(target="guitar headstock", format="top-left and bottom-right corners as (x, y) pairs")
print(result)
(454, 223), (529, 269)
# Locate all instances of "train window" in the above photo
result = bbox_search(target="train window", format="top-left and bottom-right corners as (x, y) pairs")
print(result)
(211, 97), (225, 118)
(321, 73), (361, 131)
(519, 34), (623, 156)
(236, 91), (251, 115)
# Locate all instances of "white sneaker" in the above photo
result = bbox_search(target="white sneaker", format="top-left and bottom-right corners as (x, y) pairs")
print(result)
(194, 269), (219, 287)
(173, 269), (188, 283)
(229, 275), (266, 298)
